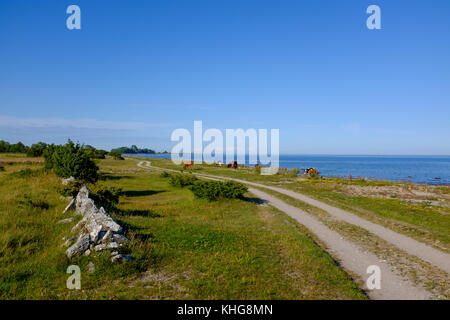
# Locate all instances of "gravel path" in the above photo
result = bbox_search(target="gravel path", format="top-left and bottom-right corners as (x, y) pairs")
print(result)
(197, 172), (450, 275)
(136, 161), (440, 299)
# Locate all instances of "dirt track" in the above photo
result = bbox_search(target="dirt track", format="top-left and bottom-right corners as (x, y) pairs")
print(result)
(136, 161), (449, 299)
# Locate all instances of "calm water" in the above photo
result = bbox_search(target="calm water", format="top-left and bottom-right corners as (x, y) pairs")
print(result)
(129, 154), (450, 185)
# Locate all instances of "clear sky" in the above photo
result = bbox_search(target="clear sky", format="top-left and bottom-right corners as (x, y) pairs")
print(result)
(0, 0), (449, 154)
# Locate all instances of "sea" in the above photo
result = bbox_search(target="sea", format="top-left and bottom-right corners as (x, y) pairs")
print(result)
(127, 154), (450, 185)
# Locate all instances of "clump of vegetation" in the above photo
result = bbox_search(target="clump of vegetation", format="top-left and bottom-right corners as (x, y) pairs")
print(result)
(169, 174), (198, 187)
(108, 151), (124, 160)
(43, 140), (99, 183)
(110, 145), (155, 154)
(0, 140), (28, 153)
(83, 146), (108, 159)
(26, 142), (48, 157)
(57, 180), (84, 197)
(0, 165), (4, 172)
(90, 184), (122, 211)
(190, 180), (248, 201)
(160, 171), (171, 178)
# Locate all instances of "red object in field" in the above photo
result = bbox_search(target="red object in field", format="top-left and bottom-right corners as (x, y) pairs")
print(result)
(183, 161), (193, 170)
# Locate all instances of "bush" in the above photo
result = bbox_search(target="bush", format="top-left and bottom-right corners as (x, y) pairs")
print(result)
(43, 140), (99, 183)
(26, 142), (48, 157)
(190, 180), (248, 201)
(90, 185), (122, 212)
(84, 147), (108, 159)
(108, 151), (124, 160)
(57, 180), (83, 198)
(160, 171), (171, 178)
(169, 174), (198, 187)
(0, 166), (4, 172)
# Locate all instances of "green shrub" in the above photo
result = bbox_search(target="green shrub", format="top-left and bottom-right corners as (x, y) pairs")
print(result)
(108, 151), (124, 160)
(0, 166), (4, 172)
(57, 180), (83, 197)
(160, 171), (171, 178)
(190, 180), (247, 201)
(43, 140), (99, 183)
(169, 174), (198, 187)
(84, 147), (108, 159)
(26, 142), (47, 157)
(90, 185), (122, 211)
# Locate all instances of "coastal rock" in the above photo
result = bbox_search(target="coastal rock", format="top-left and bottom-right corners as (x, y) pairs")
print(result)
(64, 186), (129, 261)
(61, 235), (78, 247)
(57, 217), (74, 224)
(66, 234), (90, 258)
(62, 198), (75, 214)
(101, 230), (114, 244)
(113, 234), (130, 244)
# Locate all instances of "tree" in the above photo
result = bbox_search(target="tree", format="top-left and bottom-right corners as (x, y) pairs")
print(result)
(9, 142), (28, 153)
(44, 140), (98, 183)
(27, 142), (48, 157)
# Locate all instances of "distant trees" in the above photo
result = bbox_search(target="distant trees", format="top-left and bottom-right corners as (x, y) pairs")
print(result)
(83, 146), (108, 159)
(110, 145), (156, 154)
(108, 151), (124, 160)
(0, 140), (29, 153)
(26, 142), (48, 157)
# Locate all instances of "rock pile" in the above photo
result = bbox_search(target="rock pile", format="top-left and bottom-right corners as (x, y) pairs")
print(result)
(64, 186), (131, 262)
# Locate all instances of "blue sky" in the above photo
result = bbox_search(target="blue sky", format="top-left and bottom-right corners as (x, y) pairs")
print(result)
(0, 0), (449, 154)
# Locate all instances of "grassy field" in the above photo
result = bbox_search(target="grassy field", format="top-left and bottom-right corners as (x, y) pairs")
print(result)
(0, 154), (366, 299)
(142, 157), (450, 253)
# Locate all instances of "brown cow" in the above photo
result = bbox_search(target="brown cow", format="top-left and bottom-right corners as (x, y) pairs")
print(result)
(183, 161), (193, 170)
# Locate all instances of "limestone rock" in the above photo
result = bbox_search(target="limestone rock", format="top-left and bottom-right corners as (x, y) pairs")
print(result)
(66, 234), (90, 258)
(113, 234), (130, 244)
(62, 176), (76, 185)
(62, 198), (75, 214)
(87, 262), (95, 273)
(62, 235), (78, 247)
(111, 254), (132, 262)
(57, 217), (74, 224)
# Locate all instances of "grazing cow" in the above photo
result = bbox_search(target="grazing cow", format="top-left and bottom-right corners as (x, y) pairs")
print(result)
(227, 161), (238, 169)
(183, 161), (193, 170)
(304, 168), (320, 176)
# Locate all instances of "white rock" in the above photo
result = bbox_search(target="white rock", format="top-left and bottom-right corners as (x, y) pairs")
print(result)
(89, 224), (102, 243)
(62, 198), (75, 214)
(66, 234), (90, 258)
(57, 217), (74, 224)
(101, 230), (114, 244)
(61, 235), (78, 247)
(107, 242), (119, 249)
(87, 262), (95, 273)
(94, 244), (107, 252)
(62, 176), (76, 185)
(113, 234), (130, 244)
(111, 254), (132, 262)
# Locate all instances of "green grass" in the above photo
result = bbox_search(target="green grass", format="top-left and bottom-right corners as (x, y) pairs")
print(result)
(0, 156), (366, 299)
(141, 157), (450, 252)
